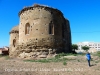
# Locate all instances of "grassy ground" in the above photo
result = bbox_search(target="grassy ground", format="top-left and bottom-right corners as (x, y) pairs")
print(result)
(0, 52), (100, 75)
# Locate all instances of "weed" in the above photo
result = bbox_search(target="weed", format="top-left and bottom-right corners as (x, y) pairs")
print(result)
(77, 59), (80, 62)
(95, 61), (100, 63)
(95, 51), (100, 57)
(0, 55), (10, 60)
(5, 55), (10, 60)
(63, 61), (67, 65)
(0, 54), (3, 57)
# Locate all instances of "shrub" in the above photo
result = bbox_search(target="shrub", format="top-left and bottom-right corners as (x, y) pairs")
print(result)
(63, 61), (67, 65)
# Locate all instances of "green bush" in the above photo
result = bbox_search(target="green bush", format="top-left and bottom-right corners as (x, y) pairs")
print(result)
(77, 59), (80, 62)
(63, 61), (67, 65)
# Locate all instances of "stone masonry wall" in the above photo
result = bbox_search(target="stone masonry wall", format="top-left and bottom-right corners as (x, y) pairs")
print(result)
(9, 4), (72, 59)
(19, 7), (63, 47)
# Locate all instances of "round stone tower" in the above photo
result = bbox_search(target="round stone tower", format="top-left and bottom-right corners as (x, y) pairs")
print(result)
(19, 4), (64, 47)
(9, 25), (19, 57)
(9, 4), (72, 59)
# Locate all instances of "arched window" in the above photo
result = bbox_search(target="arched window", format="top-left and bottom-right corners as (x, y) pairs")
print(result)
(25, 23), (30, 35)
(49, 23), (54, 35)
(13, 39), (16, 47)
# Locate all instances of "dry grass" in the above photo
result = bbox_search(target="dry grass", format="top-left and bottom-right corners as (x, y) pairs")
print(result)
(0, 53), (100, 75)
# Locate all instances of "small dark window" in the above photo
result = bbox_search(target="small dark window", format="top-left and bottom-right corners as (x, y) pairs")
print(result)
(49, 23), (54, 35)
(13, 39), (16, 47)
(51, 12), (53, 14)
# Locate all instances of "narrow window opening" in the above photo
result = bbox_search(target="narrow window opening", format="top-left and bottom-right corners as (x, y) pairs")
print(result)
(25, 23), (30, 35)
(51, 11), (53, 14)
(13, 39), (16, 47)
(49, 23), (54, 35)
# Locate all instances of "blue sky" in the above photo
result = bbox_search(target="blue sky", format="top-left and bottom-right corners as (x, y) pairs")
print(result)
(0, 0), (100, 47)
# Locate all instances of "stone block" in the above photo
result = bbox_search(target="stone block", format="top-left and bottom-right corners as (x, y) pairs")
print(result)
(38, 55), (47, 58)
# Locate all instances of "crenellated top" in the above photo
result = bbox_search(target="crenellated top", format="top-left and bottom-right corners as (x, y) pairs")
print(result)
(9, 25), (19, 34)
(9, 30), (19, 34)
(18, 4), (64, 17)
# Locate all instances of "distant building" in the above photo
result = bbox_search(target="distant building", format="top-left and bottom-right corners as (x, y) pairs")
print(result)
(76, 41), (100, 51)
(0, 46), (9, 55)
(0, 48), (3, 54)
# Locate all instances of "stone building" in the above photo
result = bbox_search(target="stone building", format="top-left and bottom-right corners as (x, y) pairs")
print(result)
(9, 4), (72, 59)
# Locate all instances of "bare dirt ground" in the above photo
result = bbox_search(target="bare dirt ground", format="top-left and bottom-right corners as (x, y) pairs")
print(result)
(0, 54), (100, 75)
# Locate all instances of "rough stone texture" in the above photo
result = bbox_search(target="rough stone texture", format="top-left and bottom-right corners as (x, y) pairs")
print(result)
(9, 4), (72, 59)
